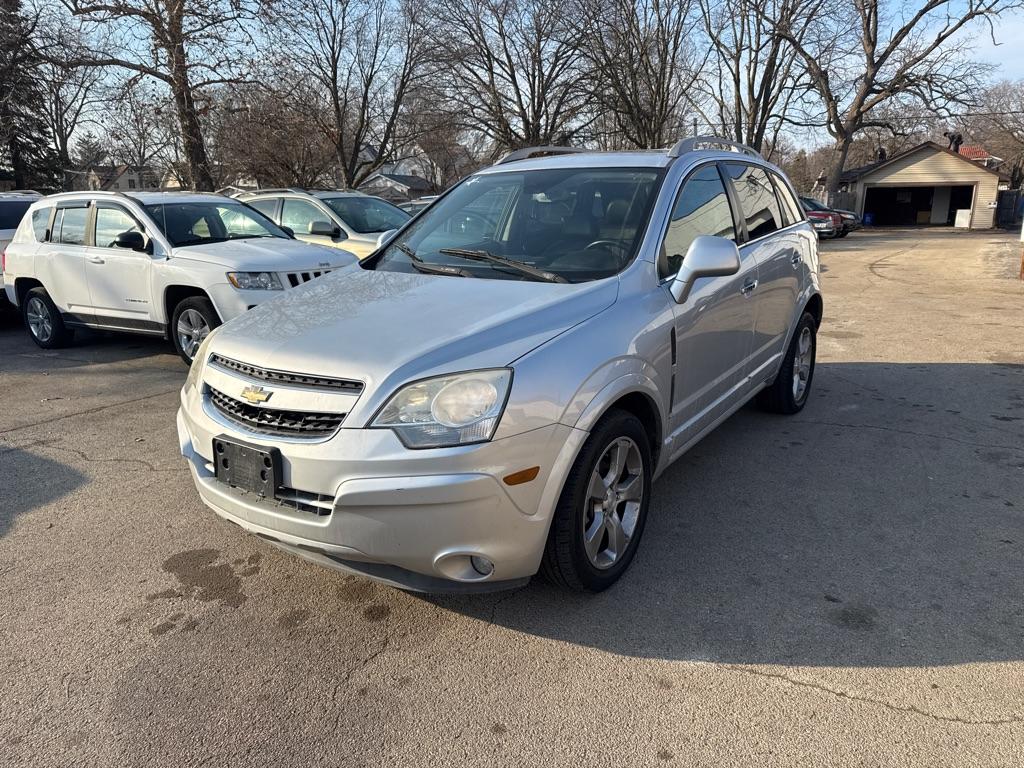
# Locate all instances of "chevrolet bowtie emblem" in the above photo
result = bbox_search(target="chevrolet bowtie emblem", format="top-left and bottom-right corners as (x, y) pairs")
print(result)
(240, 385), (272, 405)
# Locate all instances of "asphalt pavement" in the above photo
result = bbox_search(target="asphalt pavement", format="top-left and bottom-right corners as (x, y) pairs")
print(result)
(1, 228), (1022, 767)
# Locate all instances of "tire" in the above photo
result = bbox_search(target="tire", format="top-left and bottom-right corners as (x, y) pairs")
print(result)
(22, 287), (73, 349)
(837, 230), (849, 238)
(171, 296), (221, 365)
(541, 409), (653, 592)
(757, 311), (817, 414)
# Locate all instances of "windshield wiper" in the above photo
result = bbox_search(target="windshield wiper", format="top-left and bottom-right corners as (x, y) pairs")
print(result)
(395, 242), (471, 278)
(438, 248), (567, 283)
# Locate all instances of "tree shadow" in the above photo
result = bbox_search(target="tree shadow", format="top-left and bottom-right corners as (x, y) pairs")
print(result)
(426, 362), (1024, 668)
(0, 448), (86, 538)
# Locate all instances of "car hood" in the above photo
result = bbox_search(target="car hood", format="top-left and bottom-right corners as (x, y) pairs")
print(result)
(208, 267), (618, 414)
(171, 237), (354, 269)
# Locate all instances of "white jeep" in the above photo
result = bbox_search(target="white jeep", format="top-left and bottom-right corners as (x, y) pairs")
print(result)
(2, 191), (357, 362)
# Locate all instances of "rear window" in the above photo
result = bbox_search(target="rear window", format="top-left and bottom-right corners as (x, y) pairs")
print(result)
(0, 200), (33, 229)
(323, 196), (409, 233)
(54, 207), (88, 245)
(723, 163), (782, 241)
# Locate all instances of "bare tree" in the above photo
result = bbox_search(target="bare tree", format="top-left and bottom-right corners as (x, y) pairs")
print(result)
(271, 0), (430, 188)
(433, 0), (591, 152)
(580, 0), (704, 149)
(57, 0), (261, 190)
(105, 81), (173, 174)
(775, 0), (1023, 196)
(696, 0), (817, 157)
(967, 80), (1024, 187)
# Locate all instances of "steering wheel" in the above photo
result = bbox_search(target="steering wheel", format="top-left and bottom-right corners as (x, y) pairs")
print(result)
(584, 239), (629, 256)
(448, 210), (491, 235)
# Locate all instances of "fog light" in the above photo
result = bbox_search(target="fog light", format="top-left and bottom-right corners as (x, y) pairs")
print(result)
(470, 556), (494, 576)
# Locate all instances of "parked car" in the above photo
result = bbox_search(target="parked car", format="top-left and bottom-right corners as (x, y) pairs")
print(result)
(398, 195), (438, 216)
(805, 209), (840, 239)
(236, 188), (410, 260)
(2, 191), (357, 363)
(800, 196), (861, 236)
(0, 190), (43, 308)
(178, 138), (822, 594)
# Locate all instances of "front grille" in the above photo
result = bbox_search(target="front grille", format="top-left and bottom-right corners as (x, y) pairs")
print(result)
(209, 354), (363, 393)
(208, 386), (345, 438)
(285, 269), (331, 287)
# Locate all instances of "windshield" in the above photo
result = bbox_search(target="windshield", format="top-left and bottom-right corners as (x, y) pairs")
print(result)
(0, 200), (34, 229)
(801, 198), (827, 212)
(323, 196), (410, 233)
(371, 167), (663, 283)
(143, 201), (288, 247)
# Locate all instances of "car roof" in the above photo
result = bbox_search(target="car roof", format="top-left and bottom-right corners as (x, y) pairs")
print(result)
(29, 190), (233, 206)
(240, 188), (368, 200)
(0, 190), (43, 200)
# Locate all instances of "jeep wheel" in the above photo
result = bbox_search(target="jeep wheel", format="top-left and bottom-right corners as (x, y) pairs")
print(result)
(171, 296), (220, 365)
(23, 287), (73, 349)
(757, 311), (817, 414)
(541, 409), (652, 592)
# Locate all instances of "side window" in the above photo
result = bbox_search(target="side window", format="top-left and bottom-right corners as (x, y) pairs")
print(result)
(281, 199), (327, 235)
(247, 198), (278, 220)
(94, 206), (143, 248)
(770, 172), (803, 225)
(723, 163), (782, 241)
(659, 164), (737, 279)
(32, 208), (52, 241)
(56, 206), (88, 245)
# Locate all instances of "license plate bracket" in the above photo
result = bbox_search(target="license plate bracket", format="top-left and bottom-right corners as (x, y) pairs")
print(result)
(212, 436), (281, 498)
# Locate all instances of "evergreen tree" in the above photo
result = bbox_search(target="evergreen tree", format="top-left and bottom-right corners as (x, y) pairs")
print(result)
(0, 0), (59, 190)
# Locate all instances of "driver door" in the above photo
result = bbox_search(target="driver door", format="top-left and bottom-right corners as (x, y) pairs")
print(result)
(662, 163), (758, 450)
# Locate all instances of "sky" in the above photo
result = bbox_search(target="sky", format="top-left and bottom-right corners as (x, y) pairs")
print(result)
(970, 14), (1024, 80)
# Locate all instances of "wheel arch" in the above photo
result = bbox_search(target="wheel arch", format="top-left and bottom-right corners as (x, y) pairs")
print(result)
(164, 285), (214, 327)
(571, 375), (665, 471)
(14, 277), (43, 308)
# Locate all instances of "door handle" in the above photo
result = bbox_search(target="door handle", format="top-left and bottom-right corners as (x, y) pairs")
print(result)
(87, 255), (105, 264)
(740, 279), (758, 296)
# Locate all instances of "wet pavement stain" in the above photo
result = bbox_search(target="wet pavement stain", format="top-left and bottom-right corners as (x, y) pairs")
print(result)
(161, 548), (257, 608)
(362, 604), (391, 622)
(277, 608), (311, 629)
(828, 603), (878, 631)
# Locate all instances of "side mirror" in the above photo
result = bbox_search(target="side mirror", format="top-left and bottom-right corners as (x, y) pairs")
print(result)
(280, 225), (294, 238)
(113, 230), (147, 252)
(309, 220), (341, 238)
(669, 235), (741, 304)
(376, 228), (398, 248)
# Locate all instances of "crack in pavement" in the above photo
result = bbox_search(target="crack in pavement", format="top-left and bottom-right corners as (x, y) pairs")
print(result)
(330, 637), (391, 730)
(0, 389), (180, 435)
(723, 664), (1024, 726)
(35, 441), (186, 473)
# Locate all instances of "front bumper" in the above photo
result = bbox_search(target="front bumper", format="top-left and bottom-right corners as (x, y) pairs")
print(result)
(177, 391), (585, 592)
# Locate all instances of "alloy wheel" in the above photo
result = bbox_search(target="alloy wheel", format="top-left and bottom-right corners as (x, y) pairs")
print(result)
(26, 297), (53, 343)
(177, 308), (210, 361)
(583, 436), (644, 569)
(792, 326), (813, 402)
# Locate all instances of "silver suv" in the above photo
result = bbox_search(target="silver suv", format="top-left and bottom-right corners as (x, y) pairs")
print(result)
(236, 189), (410, 260)
(178, 138), (822, 593)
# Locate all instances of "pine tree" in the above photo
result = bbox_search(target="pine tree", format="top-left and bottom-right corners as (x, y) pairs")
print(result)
(0, 0), (59, 190)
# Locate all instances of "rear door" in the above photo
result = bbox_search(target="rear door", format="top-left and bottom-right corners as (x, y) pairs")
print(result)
(721, 163), (799, 383)
(39, 202), (94, 323)
(662, 163), (758, 448)
(84, 202), (158, 331)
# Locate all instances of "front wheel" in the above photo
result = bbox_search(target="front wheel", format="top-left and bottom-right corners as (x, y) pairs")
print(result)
(171, 296), (221, 365)
(541, 410), (652, 592)
(757, 312), (817, 414)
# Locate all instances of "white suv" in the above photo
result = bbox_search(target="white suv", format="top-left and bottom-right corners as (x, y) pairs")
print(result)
(2, 191), (357, 362)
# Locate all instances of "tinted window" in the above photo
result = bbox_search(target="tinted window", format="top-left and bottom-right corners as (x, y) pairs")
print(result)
(0, 200), (32, 229)
(375, 167), (663, 283)
(281, 199), (328, 235)
(659, 164), (736, 278)
(143, 202), (287, 247)
(247, 198), (278, 220)
(323, 196), (410, 233)
(771, 173), (803, 225)
(723, 163), (782, 240)
(31, 208), (51, 241)
(56, 207), (88, 245)
(94, 206), (143, 248)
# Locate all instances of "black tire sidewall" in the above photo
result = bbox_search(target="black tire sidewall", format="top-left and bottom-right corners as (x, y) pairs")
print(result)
(560, 411), (653, 592)
(784, 313), (817, 411)
(171, 297), (220, 364)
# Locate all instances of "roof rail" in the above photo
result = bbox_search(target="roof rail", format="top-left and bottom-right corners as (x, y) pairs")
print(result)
(244, 187), (307, 195)
(494, 146), (589, 165)
(668, 136), (761, 159)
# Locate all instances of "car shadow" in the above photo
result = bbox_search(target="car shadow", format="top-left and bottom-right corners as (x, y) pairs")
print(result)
(424, 361), (1024, 668)
(0, 448), (86, 539)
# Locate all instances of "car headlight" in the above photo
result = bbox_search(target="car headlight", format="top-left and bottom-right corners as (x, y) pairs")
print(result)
(183, 331), (218, 392)
(371, 369), (512, 448)
(227, 271), (283, 290)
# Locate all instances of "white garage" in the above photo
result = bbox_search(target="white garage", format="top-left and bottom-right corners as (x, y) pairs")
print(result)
(838, 141), (1007, 229)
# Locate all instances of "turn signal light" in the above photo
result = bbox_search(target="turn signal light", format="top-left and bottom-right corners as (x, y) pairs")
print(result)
(503, 466), (540, 486)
